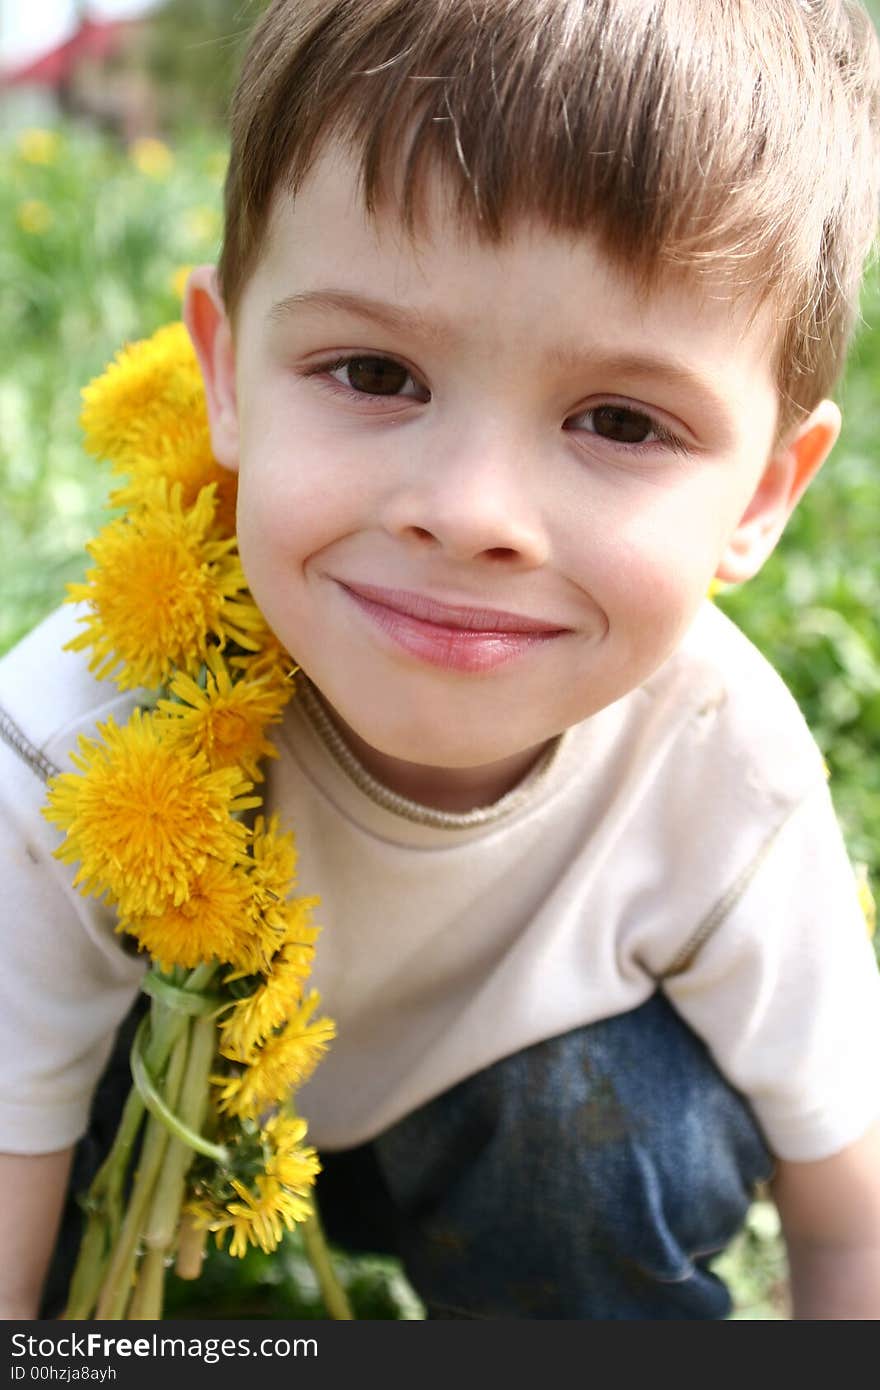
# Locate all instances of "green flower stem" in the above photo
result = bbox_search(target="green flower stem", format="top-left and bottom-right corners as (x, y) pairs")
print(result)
(131, 1015), (228, 1164)
(61, 1205), (115, 1322)
(142, 969), (226, 1016)
(142, 1012), (218, 1253)
(63, 1001), (180, 1319)
(142, 961), (225, 1017)
(301, 1205), (354, 1320)
(94, 1020), (190, 1320)
(126, 1246), (166, 1321)
(63, 964), (217, 1319)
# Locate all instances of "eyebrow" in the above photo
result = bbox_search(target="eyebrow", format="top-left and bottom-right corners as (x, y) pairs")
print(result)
(267, 288), (454, 345)
(267, 286), (738, 439)
(549, 346), (738, 440)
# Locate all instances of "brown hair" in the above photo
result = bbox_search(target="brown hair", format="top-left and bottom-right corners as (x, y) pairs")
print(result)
(219, 0), (880, 435)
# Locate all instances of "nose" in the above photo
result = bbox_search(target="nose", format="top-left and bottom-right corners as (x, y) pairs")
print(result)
(379, 427), (550, 567)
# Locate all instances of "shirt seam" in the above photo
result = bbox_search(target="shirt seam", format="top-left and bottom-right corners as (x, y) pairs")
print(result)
(0, 704), (60, 785)
(656, 795), (807, 978)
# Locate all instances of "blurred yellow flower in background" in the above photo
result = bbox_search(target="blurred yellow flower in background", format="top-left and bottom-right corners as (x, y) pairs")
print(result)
(17, 128), (61, 165)
(184, 206), (221, 244)
(129, 137), (174, 178)
(205, 149), (229, 181)
(171, 265), (193, 299)
(16, 200), (52, 234)
(856, 864), (876, 937)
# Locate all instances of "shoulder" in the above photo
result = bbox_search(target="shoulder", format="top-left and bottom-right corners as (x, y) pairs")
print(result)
(0, 605), (138, 774)
(617, 600), (833, 977)
(642, 599), (827, 815)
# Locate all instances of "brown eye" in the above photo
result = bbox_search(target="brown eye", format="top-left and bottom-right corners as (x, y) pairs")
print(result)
(590, 405), (654, 443)
(345, 357), (410, 394)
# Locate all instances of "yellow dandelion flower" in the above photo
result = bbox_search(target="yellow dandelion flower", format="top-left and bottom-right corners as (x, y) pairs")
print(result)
(17, 128), (61, 165)
(219, 907), (321, 1060)
(120, 856), (258, 972)
(240, 819), (310, 955)
(251, 889), (323, 978)
(156, 648), (291, 781)
(108, 405), (238, 537)
(250, 813), (298, 903)
(707, 578), (724, 600)
(17, 199), (52, 234)
(214, 992), (336, 1119)
(80, 322), (205, 467)
(272, 895), (321, 951)
(129, 137), (173, 178)
(193, 1175), (313, 1257)
(229, 630), (297, 687)
(235, 908), (285, 976)
(262, 1112), (322, 1194)
(43, 709), (257, 918)
(65, 482), (264, 690)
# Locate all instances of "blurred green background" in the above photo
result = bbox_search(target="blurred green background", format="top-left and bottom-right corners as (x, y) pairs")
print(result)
(1, 0), (878, 1322)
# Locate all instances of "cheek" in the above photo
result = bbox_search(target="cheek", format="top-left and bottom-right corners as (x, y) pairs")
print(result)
(565, 495), (724, 650)
(235, 446), (351, 573)
(568, 500), (713, 597)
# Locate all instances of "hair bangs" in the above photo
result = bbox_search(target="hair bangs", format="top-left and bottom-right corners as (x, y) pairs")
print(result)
(220, 0), (880, 431)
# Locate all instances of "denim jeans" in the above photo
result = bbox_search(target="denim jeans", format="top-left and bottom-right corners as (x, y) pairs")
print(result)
(316, 992), (773, 1319)
(43, 991), (772, 1320)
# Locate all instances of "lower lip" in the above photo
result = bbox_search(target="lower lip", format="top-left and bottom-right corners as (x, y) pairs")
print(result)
(341, 587), (564, 673)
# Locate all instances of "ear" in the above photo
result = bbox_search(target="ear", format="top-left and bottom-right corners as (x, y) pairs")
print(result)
(715, 399), (841, 585)
(183, 265), (240, 471)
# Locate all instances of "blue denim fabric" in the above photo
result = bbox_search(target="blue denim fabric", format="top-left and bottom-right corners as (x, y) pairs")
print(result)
(316, 992), (774, 1319)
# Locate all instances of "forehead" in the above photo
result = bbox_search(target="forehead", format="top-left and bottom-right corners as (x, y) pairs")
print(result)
(245, 145), (778, 394)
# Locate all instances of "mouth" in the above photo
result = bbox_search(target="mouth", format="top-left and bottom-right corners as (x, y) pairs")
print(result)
(336, 581), (570, 673)
(339, 582), (568, 633)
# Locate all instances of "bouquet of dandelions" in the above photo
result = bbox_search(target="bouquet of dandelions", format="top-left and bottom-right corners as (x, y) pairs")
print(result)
(43, 324), (351, 1320)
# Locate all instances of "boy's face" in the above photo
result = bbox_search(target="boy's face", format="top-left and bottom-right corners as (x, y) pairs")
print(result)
(189, 147), (836, 777)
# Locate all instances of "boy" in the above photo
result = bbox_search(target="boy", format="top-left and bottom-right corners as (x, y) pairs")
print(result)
(2, 0), (880, 1320)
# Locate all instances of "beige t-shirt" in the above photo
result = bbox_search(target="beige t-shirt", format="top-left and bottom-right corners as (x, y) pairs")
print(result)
(0, 601), (878, 1161)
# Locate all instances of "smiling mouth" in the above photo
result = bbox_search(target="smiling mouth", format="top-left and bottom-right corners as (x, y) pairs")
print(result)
(336, 581), (569, 674)
(338, 582), (569, 635)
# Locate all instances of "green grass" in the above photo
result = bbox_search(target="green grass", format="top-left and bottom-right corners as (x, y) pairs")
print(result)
(163, 1232), (426, 1320)
(2, 121), (877, 1320)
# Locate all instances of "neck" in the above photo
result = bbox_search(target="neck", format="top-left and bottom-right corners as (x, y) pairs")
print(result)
(316, 699), (553, 813)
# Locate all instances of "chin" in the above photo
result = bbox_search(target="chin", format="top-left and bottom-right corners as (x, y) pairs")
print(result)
(345, 704), (531, 769)
(365, 723), (504, 769)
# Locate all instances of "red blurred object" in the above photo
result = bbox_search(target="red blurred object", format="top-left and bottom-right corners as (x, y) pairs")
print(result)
(4, 17), (133, 86)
